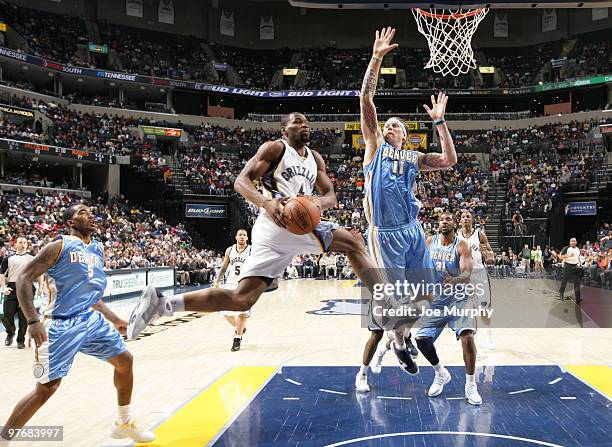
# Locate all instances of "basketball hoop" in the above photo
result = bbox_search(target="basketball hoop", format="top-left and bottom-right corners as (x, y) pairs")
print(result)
(412, 7), (489, 77)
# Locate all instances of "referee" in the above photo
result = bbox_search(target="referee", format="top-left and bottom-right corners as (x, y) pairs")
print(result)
(557, 237), (582, 304)
(1, 237), (42, 349)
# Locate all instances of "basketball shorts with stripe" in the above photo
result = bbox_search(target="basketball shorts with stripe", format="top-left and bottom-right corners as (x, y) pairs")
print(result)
(33, 311), (126, 384)
(365, 220), (435, 331)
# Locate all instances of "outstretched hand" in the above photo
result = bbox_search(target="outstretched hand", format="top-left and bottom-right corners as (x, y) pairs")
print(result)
(372, 27), (399, 58)
(423, 91), (448, 121)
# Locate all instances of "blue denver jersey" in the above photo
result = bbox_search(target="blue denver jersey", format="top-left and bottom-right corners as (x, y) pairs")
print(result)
(429, 234), (462, 301)
(363, 142), (421, 228)
(45, 235), (107, 318)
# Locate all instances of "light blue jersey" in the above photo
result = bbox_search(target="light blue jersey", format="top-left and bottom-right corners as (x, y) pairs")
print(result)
(36, 235), (125, 384)
(416, 233), (475, 341)
(429, 234), (462, 283)
(45, 235), (107, 318)
(363, 142), (421, 228)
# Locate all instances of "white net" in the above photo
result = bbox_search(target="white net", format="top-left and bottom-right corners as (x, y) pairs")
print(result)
(412, 8), (489, 77)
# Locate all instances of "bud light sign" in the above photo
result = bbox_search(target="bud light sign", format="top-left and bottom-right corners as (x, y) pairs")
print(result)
(185, 204), (228, 219)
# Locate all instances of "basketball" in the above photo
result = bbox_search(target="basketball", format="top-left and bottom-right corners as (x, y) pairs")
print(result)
(283, 196), (321, 235)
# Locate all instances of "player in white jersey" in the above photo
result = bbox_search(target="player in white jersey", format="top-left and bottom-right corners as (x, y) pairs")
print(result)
(214, 229), (252, 352)
(127, 112), (384, 342)
(457, 210), (495, 350)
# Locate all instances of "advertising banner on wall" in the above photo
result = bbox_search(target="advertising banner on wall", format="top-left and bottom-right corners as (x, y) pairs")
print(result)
(185, 204), (228, 219)
(564, 201), (597, 216)
(104, 271), (147, 297)
(148, 268), (175, 288)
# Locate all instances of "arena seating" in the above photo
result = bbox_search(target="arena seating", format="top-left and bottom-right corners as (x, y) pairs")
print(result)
(1, 2), (609, 93)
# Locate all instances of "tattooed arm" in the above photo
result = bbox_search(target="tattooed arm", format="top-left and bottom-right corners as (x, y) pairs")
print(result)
(361, 27), (398, 166)
(418, 92), (458, 171)
(16, 239), (63, 346)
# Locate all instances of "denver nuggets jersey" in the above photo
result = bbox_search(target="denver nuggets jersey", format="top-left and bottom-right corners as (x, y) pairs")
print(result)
(363, 142), (421, 228)
(458, 227), (485, 269)
(261, 139), (317, 200)
(224, 244), (251, 286)
(44, 235), (107, 318)
(429, 234), (462, 301)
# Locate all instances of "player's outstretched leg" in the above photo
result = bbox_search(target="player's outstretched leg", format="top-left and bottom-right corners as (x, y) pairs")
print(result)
(107, 351), (155, 442)
(127, 278), (269, 340)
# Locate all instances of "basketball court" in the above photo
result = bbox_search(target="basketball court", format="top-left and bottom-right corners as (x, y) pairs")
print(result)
(1, 279), (611, 446)
(0, 0), (610, 445)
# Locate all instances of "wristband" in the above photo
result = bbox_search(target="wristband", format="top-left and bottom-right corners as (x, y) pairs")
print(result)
(28, 319), (40, 325)
(372, 54), (383, 62)
(434, 119), (446, 126)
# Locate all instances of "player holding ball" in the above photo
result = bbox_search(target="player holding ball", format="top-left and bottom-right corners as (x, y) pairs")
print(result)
(127, 112), (384, 340)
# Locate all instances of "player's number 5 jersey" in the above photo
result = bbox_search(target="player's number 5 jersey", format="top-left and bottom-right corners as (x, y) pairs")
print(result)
(45, 235), (107, 318)
(224, 244), (252, 286)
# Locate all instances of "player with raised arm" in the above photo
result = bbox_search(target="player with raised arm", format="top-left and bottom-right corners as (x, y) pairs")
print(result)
(356, 27), (459, 393)
(0, 204), (154, 443)
(214, 228), (252, 352)
(127, 113), (384, 342)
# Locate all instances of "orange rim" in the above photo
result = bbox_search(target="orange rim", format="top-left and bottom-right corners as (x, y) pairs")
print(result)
(414, 8), (487, 20)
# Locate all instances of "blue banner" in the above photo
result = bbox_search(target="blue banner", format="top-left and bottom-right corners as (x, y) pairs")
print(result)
(185, 204), (228, 219)
(564, 201), (597, 216)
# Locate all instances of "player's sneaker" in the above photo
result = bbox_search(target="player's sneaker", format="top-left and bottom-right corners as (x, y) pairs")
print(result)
(231, 337), (242, 352)
(110, 419), (155, 443)
(392, 341), (419, 375)
(370, 347), (387, 374)
(405, 335), (418, 358)
(355, 373), (370, 393)
(465, 383), (482, 405)
(428, 367), (451, 397)
(127, 286), (167, 340)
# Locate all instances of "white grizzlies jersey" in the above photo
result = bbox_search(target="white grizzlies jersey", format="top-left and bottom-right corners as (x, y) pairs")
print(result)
(261, 139), (317, 201)
(224, 244), (252, 286)
(458, 227), (484, 269)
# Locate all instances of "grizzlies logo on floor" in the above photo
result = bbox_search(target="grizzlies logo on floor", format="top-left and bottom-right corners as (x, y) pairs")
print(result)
(307, 299), (367, 316)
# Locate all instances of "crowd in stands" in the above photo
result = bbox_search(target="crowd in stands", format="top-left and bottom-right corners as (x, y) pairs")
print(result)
(0, 0), (88, 66)
(1, 1), (609, 94)
(0, 189), (223, 277)
(560, 39), (610, 81)
(475, 120), (606, 217)
(484, 43), (557, 88)
(211, 45), (292, 89)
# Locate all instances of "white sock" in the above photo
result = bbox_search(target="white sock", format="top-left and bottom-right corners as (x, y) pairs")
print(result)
(359, 364), (368, 376)
(377, 344), (390, 355)
(166, 294), (185, 314)
(466, 374), (476, 384)
(394, 339), (406, 350)
(117, 404), (131, 424)
(433, 363), (444, 373)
